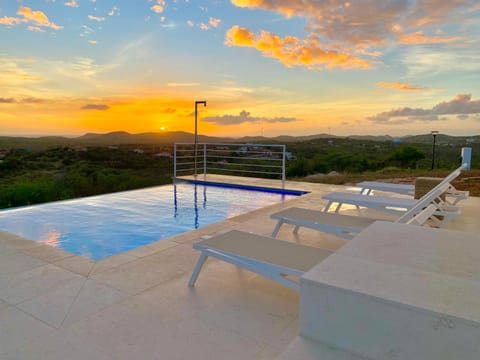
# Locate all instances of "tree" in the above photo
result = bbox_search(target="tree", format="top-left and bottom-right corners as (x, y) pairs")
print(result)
(389, 145), (425, 168)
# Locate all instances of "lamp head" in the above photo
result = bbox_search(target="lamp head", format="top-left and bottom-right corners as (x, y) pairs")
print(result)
(196, 100), (207, 107)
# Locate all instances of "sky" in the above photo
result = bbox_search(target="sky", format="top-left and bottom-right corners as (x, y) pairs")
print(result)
(1, 0), (480, 138)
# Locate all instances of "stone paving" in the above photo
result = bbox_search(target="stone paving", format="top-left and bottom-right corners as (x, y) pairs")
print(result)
(0, 175), (478, 359)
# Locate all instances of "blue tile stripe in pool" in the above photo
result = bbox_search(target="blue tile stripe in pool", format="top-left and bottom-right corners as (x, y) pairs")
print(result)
(0, 183), (302, 260)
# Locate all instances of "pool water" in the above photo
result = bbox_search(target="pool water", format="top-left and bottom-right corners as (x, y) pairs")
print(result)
(0, 183), (300, 260)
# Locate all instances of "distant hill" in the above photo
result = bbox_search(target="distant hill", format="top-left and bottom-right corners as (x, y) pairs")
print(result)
(1, 131), (479, 150)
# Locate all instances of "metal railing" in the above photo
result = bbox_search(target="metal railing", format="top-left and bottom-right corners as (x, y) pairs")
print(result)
(174, 143), (286, 182)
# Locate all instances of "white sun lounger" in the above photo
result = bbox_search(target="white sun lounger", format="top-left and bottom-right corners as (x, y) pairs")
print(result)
(271, 202), (440, 240)
(188, 230), (333, 291)
(356, 164), (468, 204)
(322, 164), (465, 214)
(189, 205), (437, 290)
(357, 179), (468, 205)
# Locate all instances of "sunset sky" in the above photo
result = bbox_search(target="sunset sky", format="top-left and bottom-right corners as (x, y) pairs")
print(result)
(1, 0), (479, 137)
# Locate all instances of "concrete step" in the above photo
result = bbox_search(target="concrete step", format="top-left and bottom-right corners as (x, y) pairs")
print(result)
(299, 222), (480, 360)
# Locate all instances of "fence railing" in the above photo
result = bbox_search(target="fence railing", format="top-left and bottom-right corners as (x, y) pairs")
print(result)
(174, 143), (286, 182)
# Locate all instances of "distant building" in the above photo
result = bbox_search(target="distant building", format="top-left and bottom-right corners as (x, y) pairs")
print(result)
(155, 152), (172, 158)
(285, 152), (296, 160)
(132, 149), (145, 154)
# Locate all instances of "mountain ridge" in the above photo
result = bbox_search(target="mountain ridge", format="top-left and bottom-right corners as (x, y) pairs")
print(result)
(1, 131), (479, 150)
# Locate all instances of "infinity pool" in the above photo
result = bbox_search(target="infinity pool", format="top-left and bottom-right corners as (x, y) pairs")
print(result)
(0, 182), (301, 260)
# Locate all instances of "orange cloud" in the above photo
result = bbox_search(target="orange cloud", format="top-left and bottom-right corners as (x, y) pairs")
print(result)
(209, 17), (221, 28)
(225, 26), (372, 70)
(0, 16), (24, 26)
(151, 0), (166, 14)
(17, 6), (63, 30)
(398, 31), (462, 45)
(376, 82), (428, 92)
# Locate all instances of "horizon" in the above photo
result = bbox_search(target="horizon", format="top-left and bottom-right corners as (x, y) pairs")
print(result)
(2, 129), (479, 140)
(1, 1), (480, 137)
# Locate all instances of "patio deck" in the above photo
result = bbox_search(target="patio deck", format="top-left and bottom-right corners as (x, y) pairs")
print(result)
(0, 175), (479, 359)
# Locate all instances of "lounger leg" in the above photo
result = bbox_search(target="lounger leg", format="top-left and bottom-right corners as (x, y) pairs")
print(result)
(188, 253), (208, 287)
(324, 201), (333, 212)
(293, 225), (300, 235)
(271, 220), (284, 238)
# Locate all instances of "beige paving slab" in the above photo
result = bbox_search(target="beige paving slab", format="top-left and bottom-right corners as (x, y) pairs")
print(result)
(125, 238), (179, 258)
(66, 303), (268, 360)
(1, 330), (113, 360)
(0, 231), (41, 251)
(168, 219), (240, 244)
(0, 299), (9, 311)
(16, 276), (128, 329)
(0, 251), (46, 277)
(53, 255), (95, 277)
(0, 243), (17, 256)
(61, 278), (130, 328)
(0, 263), (83, 305)
(90, 246), (195, 295)
(196, 275), (299, 345)
(89, 252), (137, 276)
(20, 244), (75, 263)
(16, 278), (85, 328)
(129, 263), (257, 321)
(0, 306), (55, 355)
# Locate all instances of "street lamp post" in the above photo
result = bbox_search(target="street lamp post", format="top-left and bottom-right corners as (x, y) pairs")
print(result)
(194, 100), (207, 177)
(431, 130), (439, 170)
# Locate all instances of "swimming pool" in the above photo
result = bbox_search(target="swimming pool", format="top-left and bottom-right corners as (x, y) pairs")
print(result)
(0, 182), (301, 260)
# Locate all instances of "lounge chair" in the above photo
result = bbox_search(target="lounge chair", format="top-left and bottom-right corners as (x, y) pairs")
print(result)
(357, 177), (468, 205)
(271, 197), (442, 240)
(189, 205), (438, 290)
(188, 230), (333, 291)
(322, 164), (465, 214)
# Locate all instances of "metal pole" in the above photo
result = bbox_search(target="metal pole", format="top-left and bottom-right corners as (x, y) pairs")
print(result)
(431, 131), (438, 170)
(203, 143), (207, 178)
(174, 143), (177, 179)
(194, 101), (207, 177)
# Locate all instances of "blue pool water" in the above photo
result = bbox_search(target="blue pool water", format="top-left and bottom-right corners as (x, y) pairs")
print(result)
(0, 182), (300, 260)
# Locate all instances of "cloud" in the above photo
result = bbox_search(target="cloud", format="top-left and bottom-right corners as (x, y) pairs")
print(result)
(1, 6), (63, 30)
(108, 6), (120, 16)
(0, 98), (15, 104)
(225, 26), (372, 70)
(167, 82), (200, 87)
(368, 94), (480, 124)
(398, 31), (462, 45)
(81, 104), (109, 110)
(151, 0), (166, 13)
(65, 0), (79, 8)
(228, 0), (470, 71)
(209, 17), (221, 28)
(0, 97), (45, 104)
(21, 97), (45, 104)
(376, 82), (428, 92)
(88, 15), (105, 22)
(88, 40), (97, 45)
(27, 26), (44, 32)
(203, 110), (297, 125)
(0, 17), (23, 26)
(162, 108), (176, 114)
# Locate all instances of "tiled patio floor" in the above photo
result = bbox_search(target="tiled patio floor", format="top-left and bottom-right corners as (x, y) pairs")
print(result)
(0, 175), (478, 359)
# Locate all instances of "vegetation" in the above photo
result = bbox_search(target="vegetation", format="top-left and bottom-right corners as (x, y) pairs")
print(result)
(0, 147), (173, 209)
